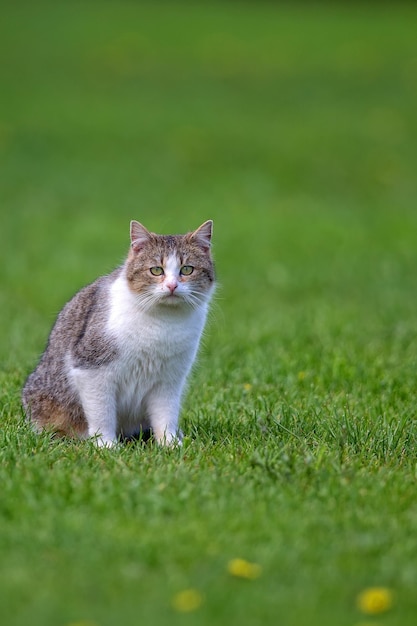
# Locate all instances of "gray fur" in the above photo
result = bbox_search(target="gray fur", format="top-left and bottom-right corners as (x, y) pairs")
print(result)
(22, 269), (121, 437)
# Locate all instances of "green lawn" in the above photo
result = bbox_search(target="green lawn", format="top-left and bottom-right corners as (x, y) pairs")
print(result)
(1, 2), (417, 625)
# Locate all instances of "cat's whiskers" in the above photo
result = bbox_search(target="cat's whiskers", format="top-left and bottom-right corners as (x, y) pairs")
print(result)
(134, 287), (206, 313)
(133, 289), (160, 312)
(132, 263), (213, 311)
(182, 290), (208, 310)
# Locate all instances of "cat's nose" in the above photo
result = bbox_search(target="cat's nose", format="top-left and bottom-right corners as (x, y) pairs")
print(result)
(166, 280), (178, 294)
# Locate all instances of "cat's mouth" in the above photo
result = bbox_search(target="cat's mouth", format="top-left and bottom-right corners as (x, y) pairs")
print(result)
(161, 292), (182, 305)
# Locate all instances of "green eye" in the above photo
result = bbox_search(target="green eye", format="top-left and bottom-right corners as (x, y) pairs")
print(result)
(150, 266), (164, 276)
(180, 265), (194, 276)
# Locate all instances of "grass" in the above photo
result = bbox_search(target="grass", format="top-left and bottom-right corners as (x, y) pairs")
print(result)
(1, 1), (417, 625)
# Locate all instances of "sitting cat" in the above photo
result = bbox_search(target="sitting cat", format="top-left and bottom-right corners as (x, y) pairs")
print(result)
(22, 220), (215, 446)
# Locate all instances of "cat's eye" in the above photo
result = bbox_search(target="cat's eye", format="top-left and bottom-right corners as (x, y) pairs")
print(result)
(149, 266), (164, 276)
(180, 265), (194, 276)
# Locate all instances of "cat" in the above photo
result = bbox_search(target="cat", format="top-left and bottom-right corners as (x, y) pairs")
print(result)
(22, 219), (215, 447)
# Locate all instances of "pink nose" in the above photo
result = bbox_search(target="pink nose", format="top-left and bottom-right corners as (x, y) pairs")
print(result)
(167, 281), (178, 294)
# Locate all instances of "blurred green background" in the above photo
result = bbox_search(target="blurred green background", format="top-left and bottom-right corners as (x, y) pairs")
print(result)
(1, 1), (416, 368)
(1, 2), (417, 626)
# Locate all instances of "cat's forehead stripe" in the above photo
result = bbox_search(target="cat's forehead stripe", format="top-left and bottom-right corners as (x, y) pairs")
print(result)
(165, 254), (180, 274)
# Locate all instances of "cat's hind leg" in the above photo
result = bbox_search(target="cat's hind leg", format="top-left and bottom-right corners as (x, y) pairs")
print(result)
(23, 392), (88, 439)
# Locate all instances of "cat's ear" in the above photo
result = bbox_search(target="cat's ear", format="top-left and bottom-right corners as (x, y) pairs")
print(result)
(189, 220), (213, 251)
(130, 220), (151, 252)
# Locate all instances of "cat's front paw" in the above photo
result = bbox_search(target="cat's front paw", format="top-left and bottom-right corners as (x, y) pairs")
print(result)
(155, 429), (183, 447)
(99, 439), (118, 448)
(91, 434), (118, 448)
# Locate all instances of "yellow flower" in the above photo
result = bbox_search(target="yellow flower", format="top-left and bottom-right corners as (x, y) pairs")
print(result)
(356, 587), (394, 614)
(172, 588), (203, 612)
(227, 558), (262, 580)
(243, 383), (252, 391)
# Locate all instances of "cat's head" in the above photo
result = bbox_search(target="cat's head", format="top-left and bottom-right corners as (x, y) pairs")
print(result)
(125, 220), (215, 311)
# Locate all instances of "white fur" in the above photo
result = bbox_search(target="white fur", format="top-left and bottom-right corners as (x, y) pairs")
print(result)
(69, 267), (211, 446)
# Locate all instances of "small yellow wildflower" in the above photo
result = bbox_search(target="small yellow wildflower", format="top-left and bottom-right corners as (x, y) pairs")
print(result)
(227, 558), (262, 580)
(356, 587), (394, 614)
(243, 383), (252, 391)
(172, 588), (203, 612)
(297, 371), (307, 381)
